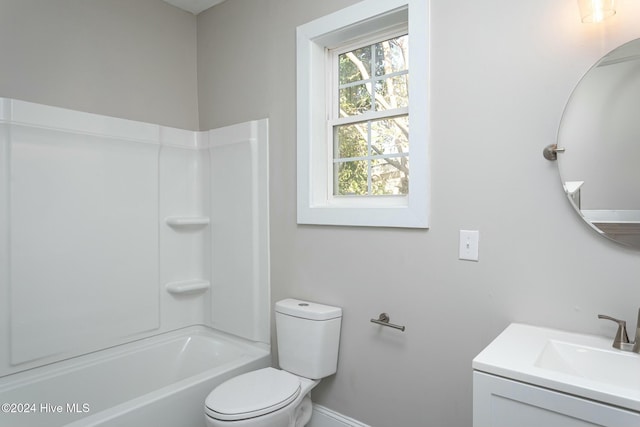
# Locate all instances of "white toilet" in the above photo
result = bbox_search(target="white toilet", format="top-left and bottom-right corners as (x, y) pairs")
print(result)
(204, 298), (342, 427)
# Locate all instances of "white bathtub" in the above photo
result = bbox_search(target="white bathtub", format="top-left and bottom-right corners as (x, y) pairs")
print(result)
(0, 326), (270, 427)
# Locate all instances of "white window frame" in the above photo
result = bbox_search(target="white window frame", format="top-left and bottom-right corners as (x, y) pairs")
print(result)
(296, 0), (429, 228)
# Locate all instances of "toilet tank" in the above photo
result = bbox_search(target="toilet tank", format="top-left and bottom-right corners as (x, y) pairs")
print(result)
(275, 299), (342, 380)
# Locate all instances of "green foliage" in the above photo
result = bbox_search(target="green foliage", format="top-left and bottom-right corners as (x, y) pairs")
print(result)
(335, 125), (386, 196)
(335, 35), (409, 196)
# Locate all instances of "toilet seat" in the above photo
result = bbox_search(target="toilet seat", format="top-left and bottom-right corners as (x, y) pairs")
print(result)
(205, 368), (301, 422)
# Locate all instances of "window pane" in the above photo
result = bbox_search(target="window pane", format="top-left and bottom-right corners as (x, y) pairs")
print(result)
(375, 74), (408, 111)
(331, 33), (410, 199)
(339, 46), (372, 84)
(335, 122), (368, 159)
(374, 35), (408, 77)
(334, 160), (369, 195)
(371, 116), (409, 156)
(339, 83), (372, 117)
(372, 157), (409, 195)
(339, 55), (362, 85)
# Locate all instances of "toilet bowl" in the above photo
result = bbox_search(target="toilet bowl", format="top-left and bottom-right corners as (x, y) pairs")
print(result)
(204, 299), (342, 427)
(204, 367), (318, 427)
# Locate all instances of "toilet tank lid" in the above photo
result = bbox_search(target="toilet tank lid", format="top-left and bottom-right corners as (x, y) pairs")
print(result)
(275, 299), (342, 321)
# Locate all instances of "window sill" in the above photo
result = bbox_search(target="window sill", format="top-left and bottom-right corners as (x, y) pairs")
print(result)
(298, 199), (428, 228)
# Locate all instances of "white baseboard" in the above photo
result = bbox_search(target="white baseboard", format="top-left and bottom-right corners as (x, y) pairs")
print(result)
(308, 404), (371, 427)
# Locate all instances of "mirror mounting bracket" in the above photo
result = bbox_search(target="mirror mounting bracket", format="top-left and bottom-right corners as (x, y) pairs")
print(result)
(543, 144), (565, 161)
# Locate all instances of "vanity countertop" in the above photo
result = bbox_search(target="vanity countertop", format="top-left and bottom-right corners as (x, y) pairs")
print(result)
(473, 323), (640, 412)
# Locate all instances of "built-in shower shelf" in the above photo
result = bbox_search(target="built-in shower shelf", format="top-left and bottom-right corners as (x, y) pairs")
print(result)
(166, 280), (211, 295)
(165, 216), (210, 227)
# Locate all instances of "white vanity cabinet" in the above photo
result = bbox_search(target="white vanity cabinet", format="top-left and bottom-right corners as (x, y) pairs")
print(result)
(472, 324), (640, 427)
(473, 371), (640, 427)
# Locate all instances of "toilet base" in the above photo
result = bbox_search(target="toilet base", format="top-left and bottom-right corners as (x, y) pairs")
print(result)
(293, 396), (313, 427)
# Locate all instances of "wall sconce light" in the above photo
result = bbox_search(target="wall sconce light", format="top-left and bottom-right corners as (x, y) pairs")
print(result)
(577, 0), (616, 23)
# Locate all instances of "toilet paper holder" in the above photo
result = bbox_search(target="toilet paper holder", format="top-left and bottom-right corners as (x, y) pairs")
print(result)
(370, 313), (406, 332)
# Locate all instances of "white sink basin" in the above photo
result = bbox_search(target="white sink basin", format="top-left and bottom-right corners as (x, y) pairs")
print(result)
(535, 339), (640, 390)
(473, 323), (640, 411)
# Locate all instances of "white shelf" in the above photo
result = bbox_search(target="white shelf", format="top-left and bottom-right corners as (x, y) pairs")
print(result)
(165, 280), (210, 295)
(165, 216), (210, 227)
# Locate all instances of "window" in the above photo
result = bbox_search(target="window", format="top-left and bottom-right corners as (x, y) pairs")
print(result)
(297, 0), (428, 228)
(332, 33), (409, 197)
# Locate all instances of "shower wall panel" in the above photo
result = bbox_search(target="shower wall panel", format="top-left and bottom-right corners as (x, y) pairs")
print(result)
(208, 119), (270, 345)
(5, 100), (160, 369)
(158, 132), (210, 330)
(0, 120), (9, 376)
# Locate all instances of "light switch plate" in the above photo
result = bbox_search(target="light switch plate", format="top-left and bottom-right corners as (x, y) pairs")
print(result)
(459, 230), (479, 261)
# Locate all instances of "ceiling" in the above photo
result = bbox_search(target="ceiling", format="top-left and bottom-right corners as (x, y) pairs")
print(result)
(162, 0), (226, 15)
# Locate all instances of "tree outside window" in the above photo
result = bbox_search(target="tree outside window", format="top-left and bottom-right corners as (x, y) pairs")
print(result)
(332, 34), (409, 197)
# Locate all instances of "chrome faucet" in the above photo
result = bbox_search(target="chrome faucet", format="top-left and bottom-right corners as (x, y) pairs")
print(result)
(597, 309), (640, 353)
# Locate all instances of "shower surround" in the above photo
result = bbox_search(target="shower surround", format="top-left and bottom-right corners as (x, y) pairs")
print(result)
(0, 98), (269, 425)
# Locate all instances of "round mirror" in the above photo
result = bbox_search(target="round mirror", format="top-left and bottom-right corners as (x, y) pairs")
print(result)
(556, 38), (640, 249)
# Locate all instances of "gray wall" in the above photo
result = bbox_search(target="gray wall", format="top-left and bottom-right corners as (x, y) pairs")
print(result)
(0, 0), (198, 129)
(197, 0), (640, 426)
